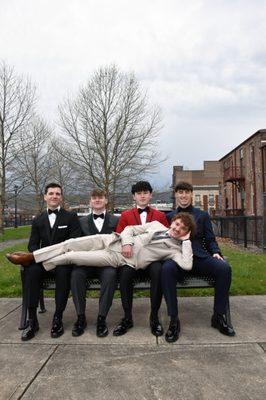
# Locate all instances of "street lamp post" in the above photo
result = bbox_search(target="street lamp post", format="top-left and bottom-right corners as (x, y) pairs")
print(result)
(14, 185), (18, 228)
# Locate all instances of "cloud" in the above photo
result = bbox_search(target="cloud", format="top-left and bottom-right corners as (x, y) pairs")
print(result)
(1, 0), (266, 188)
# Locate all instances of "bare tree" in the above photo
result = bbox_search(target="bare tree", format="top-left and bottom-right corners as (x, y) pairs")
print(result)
(14, 117), (52, 213)
(58, 65), (162, 209)
(0, 61), (36, 232)
(49, 139), (83, 207)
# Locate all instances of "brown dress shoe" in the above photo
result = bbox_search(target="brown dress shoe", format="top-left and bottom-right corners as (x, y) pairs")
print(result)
(6, 252), (34, 266)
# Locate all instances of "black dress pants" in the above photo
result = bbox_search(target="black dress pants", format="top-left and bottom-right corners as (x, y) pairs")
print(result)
(161, 256), (232, 317)
(71, 266), (117, 318)
(119, 261), (163, 320)
(24, 262), (72, 315)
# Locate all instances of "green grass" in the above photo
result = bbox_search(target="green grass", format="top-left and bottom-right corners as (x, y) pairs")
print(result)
(0, 243), (265, 297)
(0, 243), (27, 296)
(0, 226), (31, 242)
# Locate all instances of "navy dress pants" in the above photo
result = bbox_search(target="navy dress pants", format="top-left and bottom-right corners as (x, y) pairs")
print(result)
(161, 256), (232, 317)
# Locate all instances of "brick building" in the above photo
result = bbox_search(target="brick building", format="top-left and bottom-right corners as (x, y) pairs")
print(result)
(219, 129), (266, 216)
(172, 161), (222, 213)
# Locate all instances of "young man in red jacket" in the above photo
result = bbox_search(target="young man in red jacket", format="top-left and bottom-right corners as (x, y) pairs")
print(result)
(113, 181), (169, 337)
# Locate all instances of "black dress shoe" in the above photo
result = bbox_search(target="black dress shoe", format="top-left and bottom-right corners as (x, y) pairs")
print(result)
(21, 319), (39, 341)
(211, 313), (236, 336)
(96, 316), (108, 338)
(165, 318), (180, 343)
(113, 318), (133, 336)
(72, 315), (87, 337)
(51, 316), (64, 338)
(150, 317), (164, 337)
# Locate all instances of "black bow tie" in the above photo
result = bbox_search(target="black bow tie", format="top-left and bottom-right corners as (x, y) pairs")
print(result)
(93, 213), (104, 219)
(138, 206), (150, 214)
(48, 209), (59, 215)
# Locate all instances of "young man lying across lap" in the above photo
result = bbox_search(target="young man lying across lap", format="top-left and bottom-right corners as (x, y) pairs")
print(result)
(7, 213), (195, 273)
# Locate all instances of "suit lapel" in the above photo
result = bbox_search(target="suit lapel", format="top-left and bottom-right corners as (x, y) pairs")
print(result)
(133, 208), (142, 225)
(100, 213), (110, 233)
(41, 212), (53, 244)
(146, 208), (153, 223)
(50, 209), (61, 243)
(87, 214), (99, 234)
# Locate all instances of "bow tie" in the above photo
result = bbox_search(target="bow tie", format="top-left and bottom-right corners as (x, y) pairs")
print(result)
(93, 213), (104, 219)
(48, 209), (59, 215)
(138, 206), (150, 214)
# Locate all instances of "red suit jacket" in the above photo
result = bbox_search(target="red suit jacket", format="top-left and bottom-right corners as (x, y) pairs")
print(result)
(116, 207), (169, 233)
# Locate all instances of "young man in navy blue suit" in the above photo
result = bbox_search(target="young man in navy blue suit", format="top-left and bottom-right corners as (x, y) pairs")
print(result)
(162, 181), (235, 342)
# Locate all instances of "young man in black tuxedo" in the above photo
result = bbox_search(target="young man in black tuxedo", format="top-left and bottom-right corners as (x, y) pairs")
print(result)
(71, 189), (119, 337)
(21, 183), (81, 341)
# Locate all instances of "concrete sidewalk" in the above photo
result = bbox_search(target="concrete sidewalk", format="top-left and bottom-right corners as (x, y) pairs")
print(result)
(0, 296), (265, 400)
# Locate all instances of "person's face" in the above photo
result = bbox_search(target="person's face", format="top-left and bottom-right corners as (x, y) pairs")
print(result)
(133, 190), (152, 208)
(44, 187), (62, 210)
(90, 195), (107, 212)
(169, 218), (189, 239)
(175, 189), (193, 208)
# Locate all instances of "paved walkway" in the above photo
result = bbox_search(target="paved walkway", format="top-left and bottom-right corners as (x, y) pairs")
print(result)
(0, 238), (28, 250)
(0, 296), (265, 400)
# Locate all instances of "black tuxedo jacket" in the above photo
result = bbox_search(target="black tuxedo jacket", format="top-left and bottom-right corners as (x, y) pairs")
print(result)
(28, 209), (82, 252)
(79, 213), (119, 236)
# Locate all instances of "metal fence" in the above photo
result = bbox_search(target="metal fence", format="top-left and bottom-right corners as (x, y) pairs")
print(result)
(4, 215), (33, 228)
(211, 216), (263, 248)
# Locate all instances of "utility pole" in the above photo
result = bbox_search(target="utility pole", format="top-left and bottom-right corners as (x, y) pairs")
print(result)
(263, 192), (266, 253)
(14, 185), (18, 228)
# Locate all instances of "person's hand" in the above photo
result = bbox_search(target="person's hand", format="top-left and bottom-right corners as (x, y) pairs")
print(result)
(213, 253), (224, 260)
(122, 244), (133, 258)
(179, 231), (191, 241)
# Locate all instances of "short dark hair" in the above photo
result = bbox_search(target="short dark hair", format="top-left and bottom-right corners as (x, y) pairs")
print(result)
(131, 181), (153, 194)
(90, 188), (107, 198)
(45, 183), (62, 194)
(172, 212), (196, 237)
(174, 181), (193, 192)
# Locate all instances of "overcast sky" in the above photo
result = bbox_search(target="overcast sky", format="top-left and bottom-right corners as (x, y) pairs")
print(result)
(1, 0), (266, 189)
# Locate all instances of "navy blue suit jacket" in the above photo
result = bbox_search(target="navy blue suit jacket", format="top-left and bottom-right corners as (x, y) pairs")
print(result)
(167, 207), (221, 258)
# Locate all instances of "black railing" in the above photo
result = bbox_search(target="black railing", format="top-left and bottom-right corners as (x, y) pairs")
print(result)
(211, 216), (263, 248)
(4, 216), (33, 228)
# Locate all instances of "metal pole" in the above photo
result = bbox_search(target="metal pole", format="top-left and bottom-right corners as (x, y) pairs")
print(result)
(14, 185), (18, 228)
(263, 192), (266, 253)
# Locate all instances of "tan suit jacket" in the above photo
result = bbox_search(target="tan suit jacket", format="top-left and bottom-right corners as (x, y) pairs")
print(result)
(34, 221), (193, 272)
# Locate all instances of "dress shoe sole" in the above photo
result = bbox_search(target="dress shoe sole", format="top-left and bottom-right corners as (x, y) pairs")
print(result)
(72, 322), (87, 337)
(51, 329), (64, 338)
(165, 334), (179, 343)
(72, 330), (85, 337)
(113, 324), (133, 336)
(21, 326), (39, 341)
(97, 329), (109, 338)
(211, 320), (235, 336)
(150, 326), (164, 337)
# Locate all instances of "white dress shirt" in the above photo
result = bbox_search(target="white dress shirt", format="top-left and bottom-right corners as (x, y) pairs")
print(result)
(137, 209), (148, 225)
(47, 207), (60, 228)
(93, 210), (106, 232)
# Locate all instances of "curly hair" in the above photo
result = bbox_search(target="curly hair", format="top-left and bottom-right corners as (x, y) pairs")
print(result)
(171, 212), (196, 237)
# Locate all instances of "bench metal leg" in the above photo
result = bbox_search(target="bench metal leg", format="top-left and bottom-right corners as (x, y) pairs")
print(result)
(38, 289), (46, 313)
(19, 268), (28, 330)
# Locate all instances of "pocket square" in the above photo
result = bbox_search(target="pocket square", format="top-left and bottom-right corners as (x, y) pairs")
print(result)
(58, 225), (68, 229)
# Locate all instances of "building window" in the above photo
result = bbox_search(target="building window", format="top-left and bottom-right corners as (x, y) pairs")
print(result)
(209, 194), (214, 206)
(194, 194), (201, 207)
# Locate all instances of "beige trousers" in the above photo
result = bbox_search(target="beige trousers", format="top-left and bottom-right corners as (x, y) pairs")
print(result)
(33, 234), (123, 271)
